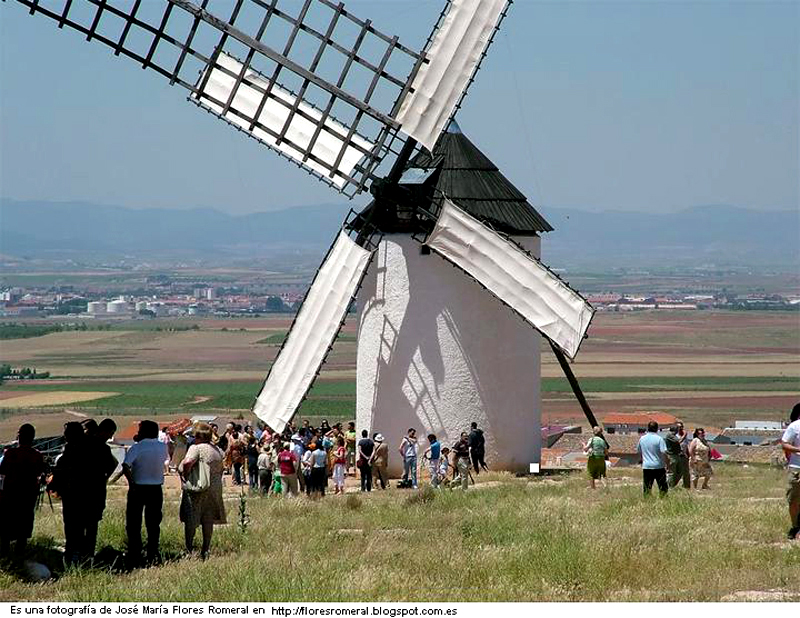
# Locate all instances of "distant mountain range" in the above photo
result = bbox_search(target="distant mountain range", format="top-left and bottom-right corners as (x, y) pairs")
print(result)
(1, 199), (797, 270)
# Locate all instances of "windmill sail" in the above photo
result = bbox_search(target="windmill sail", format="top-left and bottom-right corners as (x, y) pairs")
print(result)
(194, 53), (374, 188)
(395, 0), (509, 152)
(425, 199), (594, 359)
(9, 0), (423, 196)
(252, 230), (372, 433)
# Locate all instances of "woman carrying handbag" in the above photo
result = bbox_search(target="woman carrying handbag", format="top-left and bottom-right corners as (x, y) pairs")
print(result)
(178, 423), (226, 559)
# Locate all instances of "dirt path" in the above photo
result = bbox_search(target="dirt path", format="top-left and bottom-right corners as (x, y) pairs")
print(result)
(185, 396), (213, 405)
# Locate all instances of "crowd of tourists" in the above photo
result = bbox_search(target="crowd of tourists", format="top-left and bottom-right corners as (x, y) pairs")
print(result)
(0, 417), (490, 567)
(207, 418), (488, 496)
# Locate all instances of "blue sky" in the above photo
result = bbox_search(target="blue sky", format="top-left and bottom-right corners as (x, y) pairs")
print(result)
(1, 0), (797, 215)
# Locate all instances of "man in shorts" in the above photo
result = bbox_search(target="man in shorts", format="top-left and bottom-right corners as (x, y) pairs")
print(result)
(780, 403), (800, 540)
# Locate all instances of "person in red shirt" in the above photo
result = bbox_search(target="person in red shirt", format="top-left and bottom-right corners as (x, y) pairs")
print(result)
(0, 423), (45, 558)
(277, 444), (299, 496)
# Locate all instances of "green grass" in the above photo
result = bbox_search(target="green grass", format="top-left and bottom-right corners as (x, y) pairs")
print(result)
(1, 375), (793, 420)
(0, 380), (357, 418)
(541, 375), (800, 393)
(1, 466), (797, 601)
(255, 331), (357, 345)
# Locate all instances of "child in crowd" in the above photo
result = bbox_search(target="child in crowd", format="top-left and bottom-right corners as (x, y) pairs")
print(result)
(437, 447), (451, 488)
(333, 437), (347, 494)
(424, 434), (441, 488)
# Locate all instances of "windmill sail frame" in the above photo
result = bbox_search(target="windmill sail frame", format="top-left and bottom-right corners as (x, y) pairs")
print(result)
(10, 0), (425, 196)
(251, 211), (382, 432)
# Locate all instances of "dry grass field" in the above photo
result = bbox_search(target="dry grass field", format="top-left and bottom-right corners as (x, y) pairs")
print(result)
(0, 466), (798, 602)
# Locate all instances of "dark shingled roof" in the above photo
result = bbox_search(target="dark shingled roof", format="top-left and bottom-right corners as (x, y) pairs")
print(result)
(408, 123), (553, 235)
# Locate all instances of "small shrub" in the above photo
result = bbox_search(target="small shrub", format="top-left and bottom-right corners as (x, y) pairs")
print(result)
(238, 488), (250, 534)
(344, 494), (362, 511)
(405, 485), (436, 506)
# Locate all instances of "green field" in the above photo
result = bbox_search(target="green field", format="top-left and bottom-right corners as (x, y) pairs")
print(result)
(1, 375), (796, 418)
(1, 466), (797, 601)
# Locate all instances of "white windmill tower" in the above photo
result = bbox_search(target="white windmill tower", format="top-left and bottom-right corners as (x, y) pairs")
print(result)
(8, 0), (600, 473)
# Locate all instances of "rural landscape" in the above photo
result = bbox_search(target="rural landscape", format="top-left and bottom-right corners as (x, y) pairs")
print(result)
(1, 306), (797, 439)
(1, 0), (797, 605)
(1, 284), (798, 601)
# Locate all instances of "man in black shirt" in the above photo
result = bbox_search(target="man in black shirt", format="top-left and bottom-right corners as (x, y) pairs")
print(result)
(452, 432), (471, 490)
(468, 422), (488, 474)
(357, 430), (375, 492)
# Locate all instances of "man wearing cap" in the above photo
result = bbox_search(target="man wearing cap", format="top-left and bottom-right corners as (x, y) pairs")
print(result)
(370, 433), (389, 490)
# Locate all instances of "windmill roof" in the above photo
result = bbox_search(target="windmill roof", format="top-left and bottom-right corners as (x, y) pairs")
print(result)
(409, 129), (553, 235)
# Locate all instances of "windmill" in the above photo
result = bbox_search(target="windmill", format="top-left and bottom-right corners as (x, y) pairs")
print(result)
(7, 0), (600, 473)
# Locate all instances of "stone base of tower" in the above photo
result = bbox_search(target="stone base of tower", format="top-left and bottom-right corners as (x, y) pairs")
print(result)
(356, 234), (542, 478)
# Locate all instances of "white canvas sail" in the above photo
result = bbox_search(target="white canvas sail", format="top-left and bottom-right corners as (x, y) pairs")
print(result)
(396, 0), (508, 151)
(425, 199), (594, 359)
(194, 53), (373, 187)
(253, 231), (372, 432)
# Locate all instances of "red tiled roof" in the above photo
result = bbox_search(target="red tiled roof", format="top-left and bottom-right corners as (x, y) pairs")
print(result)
(116, 422), (142, 442)
(602, 412), (678, 426)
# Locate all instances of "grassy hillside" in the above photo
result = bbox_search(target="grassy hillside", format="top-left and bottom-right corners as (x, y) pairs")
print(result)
(1, 465), (798, 602)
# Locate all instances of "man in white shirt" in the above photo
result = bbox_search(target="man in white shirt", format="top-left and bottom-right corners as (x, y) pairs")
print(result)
(123, 420), (168, 566)
(781, 403), (800, 540)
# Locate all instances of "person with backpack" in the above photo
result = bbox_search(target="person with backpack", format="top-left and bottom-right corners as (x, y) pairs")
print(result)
(469, 422), (488, 474)
(583, 426), (609, 489)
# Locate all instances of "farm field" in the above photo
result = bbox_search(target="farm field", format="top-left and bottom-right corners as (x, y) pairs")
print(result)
(0, 310), (798, 441)
(0, 465), (798, 601)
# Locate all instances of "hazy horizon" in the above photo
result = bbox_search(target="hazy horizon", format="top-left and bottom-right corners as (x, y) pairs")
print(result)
(1, 0), (797, 215)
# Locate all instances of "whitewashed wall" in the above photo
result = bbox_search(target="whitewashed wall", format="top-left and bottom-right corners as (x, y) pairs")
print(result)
(356, 234), (542, 477)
